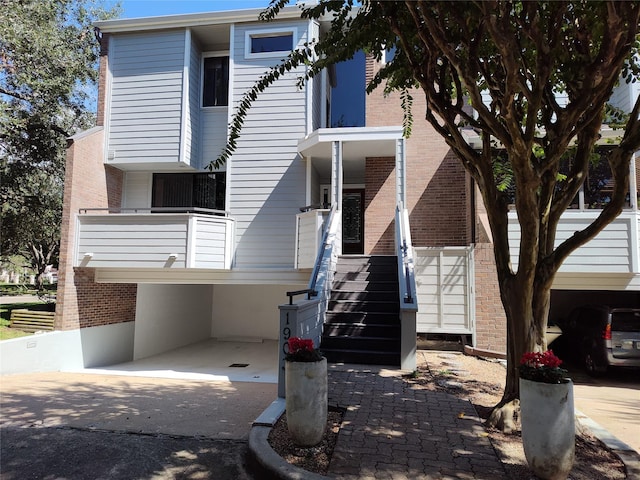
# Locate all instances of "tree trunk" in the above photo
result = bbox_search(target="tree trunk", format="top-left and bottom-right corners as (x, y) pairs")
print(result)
(486, 271), (551, 432)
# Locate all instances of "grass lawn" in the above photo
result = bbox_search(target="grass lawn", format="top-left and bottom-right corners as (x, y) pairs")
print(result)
(0, 302), (54, 341)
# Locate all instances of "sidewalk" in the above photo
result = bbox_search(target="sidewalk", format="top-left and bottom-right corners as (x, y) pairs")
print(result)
(326, 365), (507, 479)
(0, 294), (48, 304)
(251, 363), (507, 480)
(250, 359), (640, 480)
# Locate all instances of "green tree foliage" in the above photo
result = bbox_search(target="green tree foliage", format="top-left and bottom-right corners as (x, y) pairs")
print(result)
(0, 0), (120, 287)
(218, 1), (640, 431)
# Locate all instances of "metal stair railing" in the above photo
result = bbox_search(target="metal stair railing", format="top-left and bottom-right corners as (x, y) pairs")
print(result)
(395, 202), (418, 370)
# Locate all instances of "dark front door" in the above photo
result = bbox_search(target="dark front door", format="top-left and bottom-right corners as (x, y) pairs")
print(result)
(342, 189), (364, 254)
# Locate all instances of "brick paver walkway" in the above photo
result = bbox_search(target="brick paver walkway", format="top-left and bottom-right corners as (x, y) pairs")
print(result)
(327, 366), (508, 480)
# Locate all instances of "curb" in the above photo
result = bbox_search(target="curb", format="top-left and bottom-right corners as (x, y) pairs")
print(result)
(247, 398), (332, 480)
(575, 409), (640, 479)
(248, 426), (332, 480)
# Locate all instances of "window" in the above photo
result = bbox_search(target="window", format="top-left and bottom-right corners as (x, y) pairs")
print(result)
(251, 33), (293, 54)
(152, 173), (226, 212)
(202, 56), (229, 107)
(245, 28), (296, 58)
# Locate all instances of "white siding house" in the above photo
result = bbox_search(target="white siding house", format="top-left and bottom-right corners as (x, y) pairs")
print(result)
(20, 5), (636, 378)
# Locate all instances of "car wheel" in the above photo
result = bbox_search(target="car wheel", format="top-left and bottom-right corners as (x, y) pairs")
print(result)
(584, 352), (603, 377)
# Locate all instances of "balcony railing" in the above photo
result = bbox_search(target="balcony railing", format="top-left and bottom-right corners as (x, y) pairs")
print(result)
(508, 210), (640, 274)
(295, 208), (331, 269)
(75, 208), (234, 270)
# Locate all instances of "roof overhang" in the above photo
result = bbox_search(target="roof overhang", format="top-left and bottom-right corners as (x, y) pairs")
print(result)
(298, 127), (404, 160)
(95, 5), (307, 33)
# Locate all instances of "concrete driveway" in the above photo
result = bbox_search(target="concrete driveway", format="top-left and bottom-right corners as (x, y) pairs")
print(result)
(569, 366), (640, 454)
(0, 372), (277, 479)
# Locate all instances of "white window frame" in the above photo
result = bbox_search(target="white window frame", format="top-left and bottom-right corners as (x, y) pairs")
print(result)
(244, 27), (297, 59)
(201, 50), (230, 109)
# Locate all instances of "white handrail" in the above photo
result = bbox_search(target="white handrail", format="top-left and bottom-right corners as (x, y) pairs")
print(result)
(395, 203), (418, 309)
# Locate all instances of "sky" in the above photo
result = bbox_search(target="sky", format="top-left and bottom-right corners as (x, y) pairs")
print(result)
(107, 0), (365, 127)
(111, 0), (274, 19)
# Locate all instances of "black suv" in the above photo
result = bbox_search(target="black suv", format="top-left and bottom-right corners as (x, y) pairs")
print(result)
(558, 305), (640, 375)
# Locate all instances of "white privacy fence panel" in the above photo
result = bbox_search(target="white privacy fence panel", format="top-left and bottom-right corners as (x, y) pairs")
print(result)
(414, 247), (474, 335)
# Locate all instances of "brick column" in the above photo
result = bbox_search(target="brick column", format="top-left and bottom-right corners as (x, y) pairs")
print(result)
(473, 243), (507, 353)
(55, 128), (136, 331)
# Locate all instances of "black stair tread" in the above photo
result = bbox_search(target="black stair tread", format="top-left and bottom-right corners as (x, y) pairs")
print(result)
(331, 285), (398, 292)
(322, 334), (400, 340)
(322, 255), (402, 367)
(323, 328), (401, 335)
(327, 306), (400, 315)
(325, 313), (400, 324)
(322, 349), (401, 365)
(325, 322), (400, 329)
(321, 347), (400, 354)
(328, 299), (399, 304)
(337, 256), (396, 260)
(330, 288), (399, 293)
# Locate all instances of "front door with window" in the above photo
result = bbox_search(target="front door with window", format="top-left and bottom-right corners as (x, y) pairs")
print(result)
(342, 189), (364, 254)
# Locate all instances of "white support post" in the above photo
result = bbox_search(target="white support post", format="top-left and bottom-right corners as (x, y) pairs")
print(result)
(396, 137), (407, 206)
(186, 215), (197, 268)
(305, 155), (311, 207)
(400, 310), (417, 371)
(630, 154), (638, 211)
(331, 140), (343, 211)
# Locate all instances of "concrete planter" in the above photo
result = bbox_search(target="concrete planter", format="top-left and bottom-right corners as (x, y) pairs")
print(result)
(285, 358), (328, 447)
(520, 377), (575, 480)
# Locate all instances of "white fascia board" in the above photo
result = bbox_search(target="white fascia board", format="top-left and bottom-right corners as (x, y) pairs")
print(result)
(94, 268), (310, 285)
(95, 6), (305, 33)
(298, 126), (404, 154)
(68, 126), (104, 141)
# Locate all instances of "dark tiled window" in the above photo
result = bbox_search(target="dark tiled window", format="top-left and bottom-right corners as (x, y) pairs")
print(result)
(152, 173), (226, 212)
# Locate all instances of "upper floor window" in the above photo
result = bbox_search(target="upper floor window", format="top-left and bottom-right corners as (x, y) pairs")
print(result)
(245, 28), (296, 58)
(202, 56), (229, 107)
(152, 173), (226, 212)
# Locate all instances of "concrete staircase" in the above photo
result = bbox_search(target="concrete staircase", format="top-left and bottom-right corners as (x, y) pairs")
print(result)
(321, 255), (401, 366)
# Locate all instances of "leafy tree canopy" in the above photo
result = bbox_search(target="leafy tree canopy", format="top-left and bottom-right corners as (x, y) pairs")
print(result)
(218, 0), (640, 431)
(1, 0), (120, 286)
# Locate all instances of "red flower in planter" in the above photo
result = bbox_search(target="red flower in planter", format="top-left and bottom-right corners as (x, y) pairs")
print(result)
(286, 337), (323, 362)
(519, 350), (568, 384)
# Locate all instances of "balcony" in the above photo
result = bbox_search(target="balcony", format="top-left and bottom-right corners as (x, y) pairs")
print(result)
(75, 208), (235, 270)
(508, 210), (640, 289)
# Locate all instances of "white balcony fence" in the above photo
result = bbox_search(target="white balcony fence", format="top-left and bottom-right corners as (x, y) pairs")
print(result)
(295, 209), (330, 269)
(508, 210), (640, 274)
(75, 209), (234, 269)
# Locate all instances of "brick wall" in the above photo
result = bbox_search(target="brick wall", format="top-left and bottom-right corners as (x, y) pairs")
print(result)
(364, 55), (470, 250)
(96, 33), (109, 127)
(55, 128), (137, 331)
(364, 157), (396, 254)
(473, 243), (507, 353)
(365, 54), (506, 352)
(71, 268), (137, 329)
